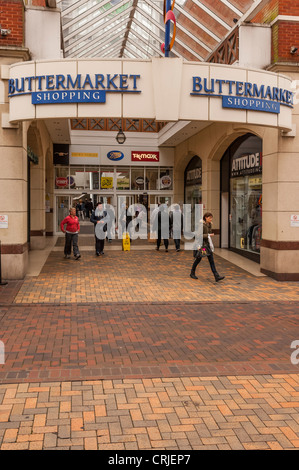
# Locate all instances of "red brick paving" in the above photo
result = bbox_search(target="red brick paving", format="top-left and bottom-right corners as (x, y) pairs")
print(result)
(12, 251), (299, 304)
(0, 301), (298, 383)
(1, 249), (299, 450)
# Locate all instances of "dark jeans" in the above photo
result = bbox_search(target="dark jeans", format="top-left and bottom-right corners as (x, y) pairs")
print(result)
(191, 252), (217, 275)
(174, 239), (180, 250)
(157, 237), (169, 250)
(64, 232), (79, 257)
(95, 236), (105, 254)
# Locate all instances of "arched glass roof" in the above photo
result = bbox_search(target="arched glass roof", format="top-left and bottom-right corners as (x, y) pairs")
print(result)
(56, 0), (256, 61)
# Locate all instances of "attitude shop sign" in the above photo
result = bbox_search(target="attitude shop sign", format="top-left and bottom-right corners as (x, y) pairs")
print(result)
(8, 73), (141, 104)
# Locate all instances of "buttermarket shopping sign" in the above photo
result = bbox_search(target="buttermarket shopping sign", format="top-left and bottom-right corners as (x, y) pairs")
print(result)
(8, 72), (141, 104)
(7, 59), (294, 129)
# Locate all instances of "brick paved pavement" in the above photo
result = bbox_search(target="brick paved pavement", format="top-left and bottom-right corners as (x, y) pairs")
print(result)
(1, 375), (299, 450)
(0, 249), (299, 450)
(12, 251), (299, 304)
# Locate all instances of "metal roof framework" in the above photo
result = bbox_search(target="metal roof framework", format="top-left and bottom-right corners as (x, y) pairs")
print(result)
(56, 0), (256, 61)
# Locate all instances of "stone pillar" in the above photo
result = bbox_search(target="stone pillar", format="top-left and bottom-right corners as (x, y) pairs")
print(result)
(261, 125), (299, 281)
(0, 97), (28, 280)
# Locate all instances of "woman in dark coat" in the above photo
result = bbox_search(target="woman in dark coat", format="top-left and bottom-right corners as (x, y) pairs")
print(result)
(190, 212), (225, 282)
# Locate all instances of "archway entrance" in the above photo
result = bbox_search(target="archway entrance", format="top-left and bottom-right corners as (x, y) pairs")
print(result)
(220, 133), (262, 262)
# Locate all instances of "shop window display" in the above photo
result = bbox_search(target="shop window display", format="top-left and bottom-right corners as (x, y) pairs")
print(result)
(159, 168), (173, 190)
(86, 168), (100, 190)
(184, 156), (202, 231)
(131, 168), (145, 190)
(100, 167), (114, 190)
(230, 177), (262, 253)
(146, 168), (159, 190)
(228, 134), (262, 256)
(116, 169), (130, 190)
(69, 167), (85, 190)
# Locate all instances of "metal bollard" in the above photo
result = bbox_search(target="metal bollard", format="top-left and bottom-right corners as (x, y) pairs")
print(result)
(0, 240), (8, 286)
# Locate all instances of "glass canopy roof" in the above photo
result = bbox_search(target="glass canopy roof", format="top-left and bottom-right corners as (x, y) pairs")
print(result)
(56, 0), (255, 61)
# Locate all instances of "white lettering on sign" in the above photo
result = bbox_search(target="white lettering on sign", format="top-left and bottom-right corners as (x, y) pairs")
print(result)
(186, 168), (202, 181)
(131, 151), (159, 162)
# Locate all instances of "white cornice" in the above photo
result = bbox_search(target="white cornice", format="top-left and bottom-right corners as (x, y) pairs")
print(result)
(270, 15), (299, 26)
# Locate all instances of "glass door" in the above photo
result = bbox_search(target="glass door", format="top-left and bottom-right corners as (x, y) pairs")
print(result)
(56, 196), (71, 233)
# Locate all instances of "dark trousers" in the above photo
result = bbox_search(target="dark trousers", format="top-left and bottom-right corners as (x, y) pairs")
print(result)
(157, 237), (169, 250)
(95, 237), (105, 254)
(64, 233), (79, 257)
(191, 252), (217, 275)
(174, 239), (180, 250)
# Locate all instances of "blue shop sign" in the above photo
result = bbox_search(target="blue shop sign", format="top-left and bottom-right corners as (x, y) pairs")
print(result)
(191, 77), (293, 114)
(8, 73), (141, 104)
(107, 150), (124, 161)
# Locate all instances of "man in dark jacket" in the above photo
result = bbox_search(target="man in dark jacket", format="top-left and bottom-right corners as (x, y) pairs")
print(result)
(90, 202), (109, 256)
(153, 204), (170, 252)
(170, 204), (183, 251)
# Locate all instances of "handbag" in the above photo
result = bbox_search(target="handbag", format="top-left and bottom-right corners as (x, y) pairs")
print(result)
(193, 246), (211, 258)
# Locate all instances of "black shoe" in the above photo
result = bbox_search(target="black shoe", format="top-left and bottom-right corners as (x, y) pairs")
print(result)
(96, 252), (100, 256)
(215, 273), (225, 282)
(190, 272), (198, 280)
(75, 254), (81, 260)
(100, 251), (104, 255)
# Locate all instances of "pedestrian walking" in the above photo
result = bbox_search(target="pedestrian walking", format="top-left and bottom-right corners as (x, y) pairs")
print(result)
(154, 204), (170, 252)
(170, 204), (183, 251)
(119, 203), (132, 239)
(90, 201), (109, 256)
(60, 207), (81, 260)
(78, 200), (85, 220)
(190, 212), (224, 282)
(104, 203), (115, 243)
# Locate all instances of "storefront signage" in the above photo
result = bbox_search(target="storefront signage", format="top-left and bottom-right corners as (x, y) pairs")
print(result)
(161, 175), (172, 188)
(131, 151), (159, 162)
(8, 73), (141, 104)
(191, 77), (293, 114)
(101, 177), (113, 189)
(231, 152), (262, 177)
(186, 167), (202, 186)
(55, 176), (75, 188)
(72, 152), (98, 159)
(0, 215), (8, 229)
(135, 176), (144, 186)
(55, 177), (68, 188)
(107, 151), (124, 161)
(291, 215), (299, 227)
(53, 144), (69, 165)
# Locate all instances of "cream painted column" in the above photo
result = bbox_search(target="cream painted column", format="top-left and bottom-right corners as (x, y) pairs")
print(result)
(0, 67), (28, 279)
(45, 149), (54, 236)
(204, 159), (221, 246)
(30, 160), (46, 249)
(261, 124), (299, 280)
